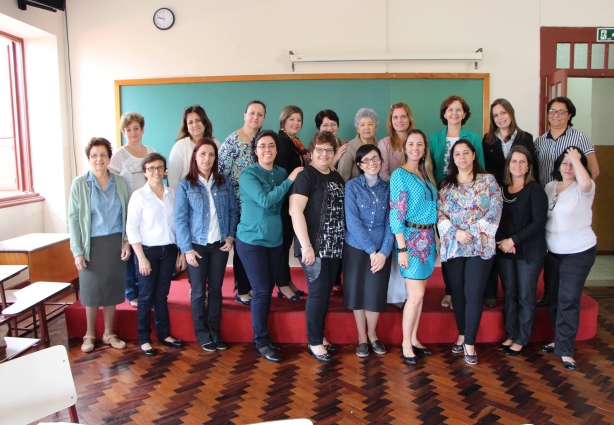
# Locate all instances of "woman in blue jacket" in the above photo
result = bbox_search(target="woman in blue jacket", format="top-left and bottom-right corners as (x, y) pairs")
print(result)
(175, 138), (239, 353)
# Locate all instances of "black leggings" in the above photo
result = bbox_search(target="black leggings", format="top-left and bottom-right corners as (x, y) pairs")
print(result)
(445, 256), (495, 345)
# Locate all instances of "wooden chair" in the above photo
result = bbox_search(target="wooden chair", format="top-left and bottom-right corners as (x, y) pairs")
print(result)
(0, 345), (78, 424)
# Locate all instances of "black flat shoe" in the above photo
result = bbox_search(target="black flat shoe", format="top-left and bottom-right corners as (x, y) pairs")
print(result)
(452, 343), (464, 354)
(562, 360), (578, 370)
(161, 339), (183, 348)
(412, 345), (432, 356)
(234, 294), (251, 306)
(324, 344), (337, 353)
(498, 343), (512, 352)
(214, 340), (228, 351)
(307, 345), (332, 362)
(277, 289), (301, 301)
(401, 349), (417, 365)
(268, 342), (281, 351)
(506, 347), (523, 356)
(201, 341), (216, 352)
(542, 344), (555, 353)
(369, 339), (387, 354)
(356, 343), (369, 357)
(141, 347), (155, 356)
(256, 345), (281, 362)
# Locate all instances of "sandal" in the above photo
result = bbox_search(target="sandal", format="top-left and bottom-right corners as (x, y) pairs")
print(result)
(102, 334), (126, 349)
(463, 344), (478, 365)
(81, 335), (95, 353)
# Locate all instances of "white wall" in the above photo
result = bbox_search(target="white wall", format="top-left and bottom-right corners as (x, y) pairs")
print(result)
(0, 3), (72, 238)
(592, 79), (614, 146)
(567, 78), (593, 140)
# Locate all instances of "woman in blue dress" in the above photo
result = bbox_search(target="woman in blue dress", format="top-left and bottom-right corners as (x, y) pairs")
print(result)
(389, 129), (438, 365)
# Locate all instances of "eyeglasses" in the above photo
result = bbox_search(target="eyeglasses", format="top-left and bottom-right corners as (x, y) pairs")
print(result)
(548, 109), (568, 116)
(256, 143), (276, 150)
(315, 147), (334, 155)
(89, 153), (108, 159)
(549, 193), (559, 211)
(321, 122), (338, 129)
(146, 166), (166, 173)
(360, 156), (381, 165)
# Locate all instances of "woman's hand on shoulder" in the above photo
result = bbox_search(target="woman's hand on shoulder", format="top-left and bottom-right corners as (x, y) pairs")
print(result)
(288, 166), (304, 182)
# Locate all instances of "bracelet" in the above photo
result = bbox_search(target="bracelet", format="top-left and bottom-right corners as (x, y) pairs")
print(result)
(397, 247), (408, 253)
(301, 244), (312, 252)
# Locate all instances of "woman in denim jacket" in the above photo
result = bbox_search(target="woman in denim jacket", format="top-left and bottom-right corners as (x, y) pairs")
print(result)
(175, 138), (239, 352)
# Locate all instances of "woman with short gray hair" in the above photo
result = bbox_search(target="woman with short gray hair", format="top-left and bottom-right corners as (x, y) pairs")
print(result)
(338, 108), (379, 181)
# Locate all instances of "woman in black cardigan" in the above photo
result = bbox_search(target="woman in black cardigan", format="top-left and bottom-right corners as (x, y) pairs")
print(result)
(481, 99), (539, 308)
(495, 145), (548, 355)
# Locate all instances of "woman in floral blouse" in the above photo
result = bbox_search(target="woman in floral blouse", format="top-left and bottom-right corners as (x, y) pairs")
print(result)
(437, 139), (502, 365)
(219, 100), (266, 305)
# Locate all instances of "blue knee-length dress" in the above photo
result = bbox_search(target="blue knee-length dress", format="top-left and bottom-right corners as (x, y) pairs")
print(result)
(389, 168), (437, 279)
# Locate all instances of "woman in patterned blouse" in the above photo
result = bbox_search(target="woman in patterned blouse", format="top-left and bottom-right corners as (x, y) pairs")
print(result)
(437, 140), (502, 365)
(219, 100), (266, 305)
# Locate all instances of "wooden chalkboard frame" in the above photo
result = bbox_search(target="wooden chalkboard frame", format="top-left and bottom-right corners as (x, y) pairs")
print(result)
(114, 73), (490, 147)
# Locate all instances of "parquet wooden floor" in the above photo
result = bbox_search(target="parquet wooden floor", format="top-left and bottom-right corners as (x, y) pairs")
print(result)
(32, 287), (614, 425)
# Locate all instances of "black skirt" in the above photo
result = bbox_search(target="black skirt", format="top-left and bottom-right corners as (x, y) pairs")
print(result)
(342, 243), (391, 312)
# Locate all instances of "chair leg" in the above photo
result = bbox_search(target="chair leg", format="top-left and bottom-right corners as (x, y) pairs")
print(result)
(68, 405), (79, 423)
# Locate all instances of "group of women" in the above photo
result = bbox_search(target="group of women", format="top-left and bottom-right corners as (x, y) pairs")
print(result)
(68, 94), (599, 371)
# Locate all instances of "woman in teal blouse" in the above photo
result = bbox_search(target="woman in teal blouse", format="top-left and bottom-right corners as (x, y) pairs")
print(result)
(235, 130), (303, 362)
(428, 95), (484, 309)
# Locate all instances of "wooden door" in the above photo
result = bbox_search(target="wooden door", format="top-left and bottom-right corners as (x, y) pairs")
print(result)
(544, 69), (568, 133)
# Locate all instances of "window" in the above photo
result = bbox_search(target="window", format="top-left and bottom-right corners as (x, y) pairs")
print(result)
(0, 30), (39, 205)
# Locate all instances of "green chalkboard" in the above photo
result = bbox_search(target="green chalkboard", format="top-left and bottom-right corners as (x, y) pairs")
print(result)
(118, 74), (487, 161)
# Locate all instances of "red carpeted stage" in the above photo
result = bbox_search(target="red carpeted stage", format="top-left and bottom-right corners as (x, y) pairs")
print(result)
(65, 267), (598, 344)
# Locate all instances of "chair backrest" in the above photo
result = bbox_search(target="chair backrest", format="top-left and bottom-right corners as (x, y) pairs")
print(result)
(0, 345), (77, 425)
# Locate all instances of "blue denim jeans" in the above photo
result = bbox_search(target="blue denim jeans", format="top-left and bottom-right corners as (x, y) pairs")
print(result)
(125, 255), (139, 301)
(235, 238), (282, 348)
(186, 241), (229, 345)
(545, 245), (597, 357)
(497, 256), (543, 346)
(136, 244), (178, 345)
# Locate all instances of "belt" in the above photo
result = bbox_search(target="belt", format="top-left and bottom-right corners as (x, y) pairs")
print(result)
(404, 221), (434, 230)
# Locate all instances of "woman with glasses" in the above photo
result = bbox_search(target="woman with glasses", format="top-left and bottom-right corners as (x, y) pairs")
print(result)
(315, 109), (349, 168)
(175, 138), (239, 353)
(534, 96), (599, 307)
(343, 145), (393, 358)
(168, 105), (220, 190)
(542, 147), (596, 371)
(126, 153), (185, 356)
(389, 130), (438, 365)
(235, 130), (303, 362)
(274, 106), (309, 301)
(429, 95), (484, 310)
(219, 100), (267, 306)
(68, 137), (131, 353)
(290, 131), (345, 362)
(495, 146), (547, 356)
(437, 139), (502, 365)
(338, 108), (379, 181)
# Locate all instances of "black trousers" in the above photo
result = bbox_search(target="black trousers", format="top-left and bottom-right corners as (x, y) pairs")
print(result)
(301, 257), (341, 346)
(545, 245), (596, 357)
(445, 256), (495, 345)
(498, 256), (543, 346)
(483, 258), (499, 300)
(275, 203), (293, 289)
(233, 213), (252, 296)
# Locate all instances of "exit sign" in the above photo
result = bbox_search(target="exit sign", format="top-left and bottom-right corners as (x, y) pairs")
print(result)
(597, 28), (614, 42)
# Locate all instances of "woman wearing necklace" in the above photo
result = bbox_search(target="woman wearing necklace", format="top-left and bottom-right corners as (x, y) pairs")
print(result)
(495, 146), (547, 356)
(429, 95), (484, 310)
(275, 105), (309, 301)
(290, 131), (346, 362)
(542, 147), (596, 371)
(343, 145), (394, 358)
(219, 100), (267, 306)
(437, 140), (502, 365)
(338, 108), (379, 181)
(389, 130), (438, 365)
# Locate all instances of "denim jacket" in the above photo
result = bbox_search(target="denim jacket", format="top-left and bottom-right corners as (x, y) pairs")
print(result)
(175, 177), (239, 253)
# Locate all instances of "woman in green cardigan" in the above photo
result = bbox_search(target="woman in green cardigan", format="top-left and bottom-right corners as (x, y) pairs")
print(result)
(428, 95), (484, 309)
(68, 137), (132, 353)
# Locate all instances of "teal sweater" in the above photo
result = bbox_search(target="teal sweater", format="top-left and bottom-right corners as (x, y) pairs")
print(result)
(237, 164), (292, 247)
(68, 171), (131, 261)
(428, 127), (485, 185)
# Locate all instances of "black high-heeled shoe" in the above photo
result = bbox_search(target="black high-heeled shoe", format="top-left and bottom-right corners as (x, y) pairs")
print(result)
(278, 289), (301, 301)
(401, 348), (417, 365)
(307, 345), (332, 362)
(542, 343), (555, 353)
(294, 289), (306, 297)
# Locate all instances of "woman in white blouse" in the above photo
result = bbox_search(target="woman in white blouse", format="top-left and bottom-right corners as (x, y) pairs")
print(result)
(168, 105), (220, 190)
(542, 146), (597, 371)
(127, 153), (186, 356)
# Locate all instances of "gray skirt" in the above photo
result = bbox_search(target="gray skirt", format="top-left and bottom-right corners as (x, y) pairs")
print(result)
(79, 233), (126, 307)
